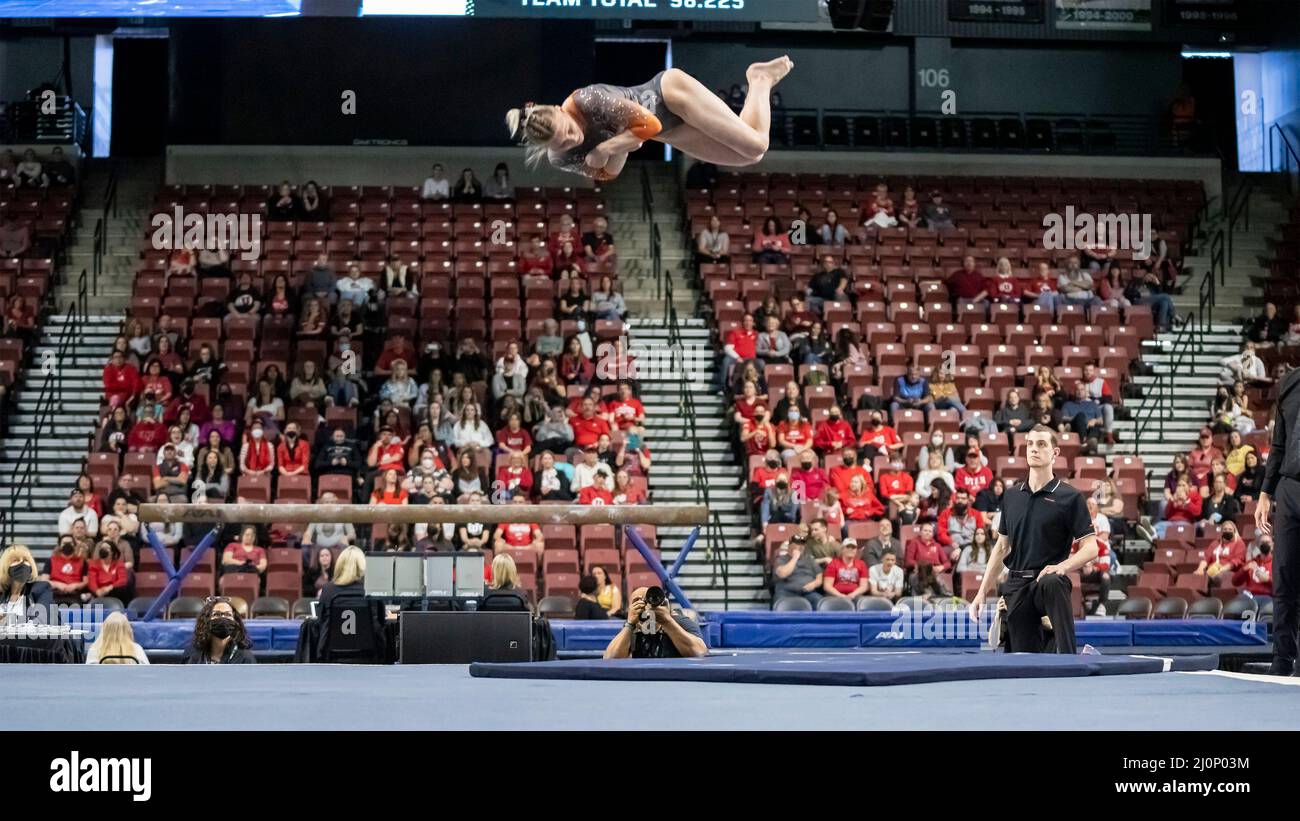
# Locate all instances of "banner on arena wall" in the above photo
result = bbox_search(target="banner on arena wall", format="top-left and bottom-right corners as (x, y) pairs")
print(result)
(1054, 0), (1152, 31)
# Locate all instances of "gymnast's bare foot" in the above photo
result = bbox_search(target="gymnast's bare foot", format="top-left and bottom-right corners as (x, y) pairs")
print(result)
(746, 56), (794, 87)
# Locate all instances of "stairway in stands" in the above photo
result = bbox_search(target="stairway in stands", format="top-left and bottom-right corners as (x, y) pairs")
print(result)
(608, 162), (767, 609)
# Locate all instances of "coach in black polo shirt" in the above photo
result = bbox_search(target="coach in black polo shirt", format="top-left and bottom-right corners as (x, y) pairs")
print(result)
(968, 425), (1099, 654)
(1257, 365), (1300, 675)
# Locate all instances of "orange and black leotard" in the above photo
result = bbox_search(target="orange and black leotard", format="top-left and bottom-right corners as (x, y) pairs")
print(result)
(551, 72), (676, 180)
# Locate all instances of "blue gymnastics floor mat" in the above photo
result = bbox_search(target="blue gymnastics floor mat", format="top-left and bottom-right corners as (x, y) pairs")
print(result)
(469, 650), (1219, 686)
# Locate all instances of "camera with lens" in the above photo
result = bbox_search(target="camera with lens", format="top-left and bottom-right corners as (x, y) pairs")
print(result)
(643, 586), (667, 610)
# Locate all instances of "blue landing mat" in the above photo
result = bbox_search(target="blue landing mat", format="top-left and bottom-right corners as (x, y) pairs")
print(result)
(469, 651), (1219, 687)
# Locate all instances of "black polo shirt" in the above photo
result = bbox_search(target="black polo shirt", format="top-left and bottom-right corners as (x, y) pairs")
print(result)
(997, 476), (1094, 573)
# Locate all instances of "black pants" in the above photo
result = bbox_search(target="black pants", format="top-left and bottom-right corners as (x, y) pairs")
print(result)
(1272, 477), (1300, 664)
(1000, 572), (1076, 654)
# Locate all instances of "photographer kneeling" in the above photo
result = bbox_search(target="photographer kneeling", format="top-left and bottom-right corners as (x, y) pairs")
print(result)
(603, 585), (707, 659)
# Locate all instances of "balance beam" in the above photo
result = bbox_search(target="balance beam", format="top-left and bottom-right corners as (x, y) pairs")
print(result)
(138, 502), (709, 526)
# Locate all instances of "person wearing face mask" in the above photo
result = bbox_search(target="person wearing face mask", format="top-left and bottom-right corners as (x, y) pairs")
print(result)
(1195, 524), (1247, 587)
(857, 411), (904, 461)
(0, 545), (55, 625)
(790, 449), (829, 504)
(750, 449), (786, 507)
(183, 597), (256, 664)
(829, 447), (872, 499)
(776, 408), (813, 461)
(83, 541), (132, 606)
(1233, 540), (1274, 600)
(239, 420), (276, 477)
(740, 406), (776, 458)
(762, 469), (799, 526)
(877, 458), (916, 518)
(813, 405), (855, 454)
(45, 536), (88, 605)
(276, 423), (311, 477)
(315, 427), (363, 497)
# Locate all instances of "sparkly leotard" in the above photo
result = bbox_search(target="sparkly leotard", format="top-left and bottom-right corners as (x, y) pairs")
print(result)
(550, 71), (679, 181)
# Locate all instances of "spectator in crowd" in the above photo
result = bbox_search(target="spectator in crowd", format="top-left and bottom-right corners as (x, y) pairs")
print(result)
(582, 216), (617, 268)
(533, 407), (575, 456)
(1221, 381), (1256, 434)
(957, 526), (993, 574)
(905, 561), (950, 601)
(493, 503), (544, 557)
(696, 215), (730, 265)
(450, 405), (494, 451)
(183, 597), (255, 664)
(818, 208), (850, 247)
(14, 149), (44, 187)
(591, 565), (622, 617)
(86, 611), (149, 665)
(484, 162), (513, 200)
(863, 519), (904, 568)
(58, 490), (99, 538)
(1023, 261), (1058, 311)
(1075, 500), (1113, 615)
(905, 522), (951, 574)
(891, 362), (934, 420)
(575, 575), (610, 619)
(302, 495), (356, 557)
(1194, 521), (1246, 588)
(1232, 539), (1273, 600)
(1091, 477), (1126, 539)
(953, 449), (993, 496)
(1154, 478), (1202, 538)
(985, 257), (1023, 304)
(1218, 342), (1267, 387)
(868, 549), (905, 602)
(1235, 450), (1265, 502)
(1124, 266), (1175, 333)
(222, 525), (268, 581)
(1281, 305), (1300, 347)
(0, 214), (32, 258)
(421, 163), (450, 200)
(1079, 363), (1117, 441)
(239, 419), (275, 478)
(336, 264), (375, 308)
(859, 184), (897, 230)
(923, 190), (955, 231)
(590, 276), (627, 322)
(877, 456), (916, 519)
(451, 168), (483, 202)
(937, 487), (985, 563)
(84, 540), (131, 606)
(298, 180), (325, 220)
(776, 407), (812, 461)
(1245, 302), (1287, 348)
(276, 423), (311, 478)
(947, 256), (989, 305)
(807, 254), (850, 314)
(928, 366), (967, 416)
(896, 186), (922, 230)
(812, 405), (854, 455)
(44, 535), (87, 605)
(1057, 255), (1100, 309)
(143, 492), (183, 559)
(752, 216), (790, 264)
(771, 533), (824, 608)
(153, 444), (190, 497)
(761, 470), (798, 526)
(822, 539), (869, 602)
(842, 474), (885, 521)
(455, 493), (491, 552)
(315, 427), (362, 494)
(0, 545), (53, 625)
(1060, 381), (1105, 454)
(482, 554), (533, 612)
(266, 181), (300, 220)
(103, 349), (141, 410)
(303, 546), (335, 598)
(44, 147), (75, 185)
(371, 467), (410, 506)
(1202, 473), (1240, 525)
(714, 313), (759, 395)
(1188, 428), (1224, 485)
(756, 314), (792, 366)
(612, 470), (646, 505)
(859, 409), (905, 460)
(995, 389), (1034, 438)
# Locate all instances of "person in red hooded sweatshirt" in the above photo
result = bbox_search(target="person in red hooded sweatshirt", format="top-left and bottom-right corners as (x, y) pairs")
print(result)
(103, 349), (141, 410)
(936, 487), (985, 564)
(829, 446), (872, 499)
(1194, 520), (1247, 588)
(813, 404), (855, 454)
(841, 474), (885, 521)
(904, 522), (952, 574)
(1232, 538), (1274, 599)
(126, 405), (167, 452)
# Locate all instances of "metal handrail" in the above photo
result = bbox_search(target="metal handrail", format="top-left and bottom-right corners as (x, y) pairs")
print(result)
(1268, 123), (1300, 195)
(1225, 176), (1252, 270)
(1203, 233), (1222, 327)
(1131, 311), (1199, 445)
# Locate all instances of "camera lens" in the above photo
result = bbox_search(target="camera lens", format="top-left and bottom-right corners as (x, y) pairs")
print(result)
(644, 586), (666, 608)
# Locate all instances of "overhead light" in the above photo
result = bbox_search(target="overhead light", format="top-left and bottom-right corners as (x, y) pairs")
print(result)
(1180, 50), (1232, 58)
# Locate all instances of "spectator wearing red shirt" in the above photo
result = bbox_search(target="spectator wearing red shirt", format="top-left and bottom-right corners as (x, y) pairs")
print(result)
(715, 313), (759, 394)
(519, 237), (554, 277)
(102, 350), (141, 410)
(126, 406), (167, 452)
(374, 335), (418, 376)
(947, 256), (989, 303)
(276, 423), (311, 476)
(732, 380), (763, 424)
(221, 525), (268, 579)
(821, 540), (869, 600)
(904, 522), (952, 573)
(495, 451), (534, 498)
(749, 449), (786, 505)
(857, 411), (904, 458)
(604, 382), (645, 432)
(370, 468), (409, 505)
(1231, 540), (1274, 598)
(777, 409), (814, 459)
(85, 540), (131, 605)
(813, 405), (855, 454)
(842, 474), (886, 520)
(935, 488), (985, 567)
(953, 449), (994, 495)
(985, 257), (1024, 304)
(495, 412), (533, 456)
(612, 469), (647, 505)
(1155, 479), (1203, 538)
(830, 447), (872, 499)
(1188, 428), (1224, 485)
(240, 420), (276, 476)
(46, 535), (87, 604)
(571, 398), (613, 449)
(790, 449), (829, 504)
(741, 406), (776, 457)
(367, 426), (408, 475)
(493, 497), (545, 556)
(578, 472), (615, 505)
(1195, 522), (1247, 585)
(1025, 261), (1058, 310)
(877, 459), (915, 510)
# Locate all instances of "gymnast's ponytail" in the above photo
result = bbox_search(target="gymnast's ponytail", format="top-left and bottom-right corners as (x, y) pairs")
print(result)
(505, 104), (557, 169)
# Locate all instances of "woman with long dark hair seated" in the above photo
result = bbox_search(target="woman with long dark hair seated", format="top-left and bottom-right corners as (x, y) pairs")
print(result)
(183, 597), (255, 664)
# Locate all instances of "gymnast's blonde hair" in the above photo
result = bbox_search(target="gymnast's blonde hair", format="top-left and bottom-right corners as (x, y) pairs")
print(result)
(89, 611), (143, 664)
(505, 104), (560, 169)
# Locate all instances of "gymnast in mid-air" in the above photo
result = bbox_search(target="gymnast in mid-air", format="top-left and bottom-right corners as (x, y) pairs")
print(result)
(506, 56), (793, 182)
